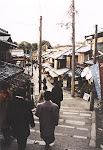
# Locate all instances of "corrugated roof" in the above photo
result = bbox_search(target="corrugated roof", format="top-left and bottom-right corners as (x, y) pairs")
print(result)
(42, 51), (52, 56)
(76, 44), (91, 53)
(51, 68), (69, 76)
(49, 71), (58, 77)
(50, 49), (68, 59)
(85, 30), (103, 38)
(42, 62), (52, 69)
(84, 59), (94, 65)
(42, 62), (69, 76)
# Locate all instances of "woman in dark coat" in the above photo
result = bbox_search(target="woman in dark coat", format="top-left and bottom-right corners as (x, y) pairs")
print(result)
(9, 87), (35, 150)
(51, 78), (63, 109)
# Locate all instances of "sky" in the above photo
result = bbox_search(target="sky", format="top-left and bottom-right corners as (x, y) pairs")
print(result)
(0, 0), (103, 46)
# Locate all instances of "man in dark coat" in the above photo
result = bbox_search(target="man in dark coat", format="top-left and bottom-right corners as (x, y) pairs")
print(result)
(9, 87), (35, 150)
(51, 78), (63, 109)
(35, 91), (59, 146)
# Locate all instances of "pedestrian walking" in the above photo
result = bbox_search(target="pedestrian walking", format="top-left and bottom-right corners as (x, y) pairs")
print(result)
(0, 80), (12, 144)
(38, 85), (47, 103)
(51, 78), (63, 109)
(9, 87), (35, 150)
(34, 64), (37, 70)
(35, 91), (59, 146)
(43, 77), (46, 85)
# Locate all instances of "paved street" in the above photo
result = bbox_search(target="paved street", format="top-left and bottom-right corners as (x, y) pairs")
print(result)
(0, 66), (100, 150)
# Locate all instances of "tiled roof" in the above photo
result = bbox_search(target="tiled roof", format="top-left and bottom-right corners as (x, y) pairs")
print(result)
(0, 28), (10, 36)
(8, 73), (31, 92)
(0, 36), (10, 41)
(0, 39), (17, 47)
(0, 28), (17, 47)
(0, 61), (23, 81)
(0, 61), (31, 92)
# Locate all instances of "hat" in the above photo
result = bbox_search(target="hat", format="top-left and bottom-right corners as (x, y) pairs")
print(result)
(44, 91), (52, 101)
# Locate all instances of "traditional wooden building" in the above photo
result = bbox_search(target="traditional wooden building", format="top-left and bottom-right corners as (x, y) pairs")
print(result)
(77, 44), (92, 67)
(0, 28), (33, 101)
(10, 48), (26, 67)
(85, 30), (103, 55)
(0, 28), (17, 62)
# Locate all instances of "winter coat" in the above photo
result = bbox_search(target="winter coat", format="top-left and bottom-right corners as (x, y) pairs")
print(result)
(35, 101), (59, 143)
(51, 83), (63, 109)
(9, 96), (35, 138)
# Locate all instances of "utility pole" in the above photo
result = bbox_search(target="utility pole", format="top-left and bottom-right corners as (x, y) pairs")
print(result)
(71, 0), (75, 97)
(39, 16), (42, 93)
(90, 25), (98, 111)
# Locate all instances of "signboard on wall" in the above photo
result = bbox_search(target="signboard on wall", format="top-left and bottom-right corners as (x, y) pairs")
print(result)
(75, 81), (78, 85)
(63, 80), (67, 88)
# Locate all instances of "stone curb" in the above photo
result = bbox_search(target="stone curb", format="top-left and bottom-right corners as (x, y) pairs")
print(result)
(89, 110), (96, 148)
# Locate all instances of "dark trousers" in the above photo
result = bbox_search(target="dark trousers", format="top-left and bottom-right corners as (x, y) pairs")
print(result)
(2, 128), (11, 142)
(17, 137), (27, 150)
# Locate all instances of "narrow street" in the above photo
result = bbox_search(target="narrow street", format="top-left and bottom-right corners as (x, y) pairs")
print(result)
(0, 66), (96, 150)
(5, 90), (94, 150)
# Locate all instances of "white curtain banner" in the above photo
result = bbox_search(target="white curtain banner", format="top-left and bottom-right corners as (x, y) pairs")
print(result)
(90, 62), (102, 102)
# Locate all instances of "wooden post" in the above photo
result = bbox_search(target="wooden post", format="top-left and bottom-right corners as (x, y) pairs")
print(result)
(71, 0), (75, 97)
(90, 85), (94, 111)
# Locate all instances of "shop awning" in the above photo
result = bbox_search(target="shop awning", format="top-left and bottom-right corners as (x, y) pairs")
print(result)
(49, 70), (58, 77)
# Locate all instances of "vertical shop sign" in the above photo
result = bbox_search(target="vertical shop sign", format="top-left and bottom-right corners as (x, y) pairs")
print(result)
(90, 62), (102, 102)
(98, 59), (103, 103)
